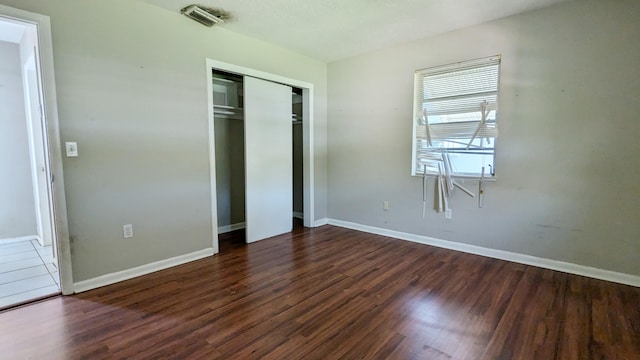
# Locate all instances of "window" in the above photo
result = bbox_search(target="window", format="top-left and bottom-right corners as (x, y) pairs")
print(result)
(412, 55), (501, 178)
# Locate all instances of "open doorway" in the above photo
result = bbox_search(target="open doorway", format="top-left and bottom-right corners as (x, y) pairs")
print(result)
(0, 8), (71, 309)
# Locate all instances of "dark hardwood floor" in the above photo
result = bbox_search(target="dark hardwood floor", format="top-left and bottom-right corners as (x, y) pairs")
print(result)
(1, 224), (639, 359)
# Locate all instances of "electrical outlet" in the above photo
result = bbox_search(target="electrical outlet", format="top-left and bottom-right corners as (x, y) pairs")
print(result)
(65, 142), (78, 157)
(123, 224), (133, 238)
(444, 209), (452, 219)
(383, 201), (389, 211)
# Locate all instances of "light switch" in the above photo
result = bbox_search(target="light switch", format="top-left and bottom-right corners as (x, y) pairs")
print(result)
(65, 142), (78, 157)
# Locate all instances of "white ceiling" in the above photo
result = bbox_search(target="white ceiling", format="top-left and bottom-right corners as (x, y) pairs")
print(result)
(144, 0), (570, 62)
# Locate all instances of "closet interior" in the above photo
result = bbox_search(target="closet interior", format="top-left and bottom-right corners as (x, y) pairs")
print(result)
(213, 70), (304, 248)
(292, 87), (304, 221)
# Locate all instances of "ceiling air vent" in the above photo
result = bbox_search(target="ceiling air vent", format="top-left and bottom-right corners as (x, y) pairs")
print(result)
(180, 5), (229, 27)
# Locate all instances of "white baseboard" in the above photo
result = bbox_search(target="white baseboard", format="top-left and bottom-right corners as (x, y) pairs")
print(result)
(293, 211), (304, 220)
(0, 235), (39, 244)
(218, 222), (245, 234)
(314, 218), (329, 227)
(73, 248), (215, 293)
(328, 219), (640, 288)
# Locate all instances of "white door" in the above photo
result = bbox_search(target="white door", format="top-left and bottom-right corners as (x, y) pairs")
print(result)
(24, 52), (54, 250)
(244, 76), (292, 243)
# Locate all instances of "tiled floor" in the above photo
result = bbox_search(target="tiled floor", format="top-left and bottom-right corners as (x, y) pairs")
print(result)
(0, 239), (60, 309)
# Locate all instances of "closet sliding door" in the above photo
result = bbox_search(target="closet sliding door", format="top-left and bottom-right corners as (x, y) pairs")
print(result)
(244, 76), (292, 243)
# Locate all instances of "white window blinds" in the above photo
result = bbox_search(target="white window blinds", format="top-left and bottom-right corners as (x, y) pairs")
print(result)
(412, 55), (501, 177)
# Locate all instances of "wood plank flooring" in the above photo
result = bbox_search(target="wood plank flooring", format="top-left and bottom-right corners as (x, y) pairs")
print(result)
(0, 225), (638, 359)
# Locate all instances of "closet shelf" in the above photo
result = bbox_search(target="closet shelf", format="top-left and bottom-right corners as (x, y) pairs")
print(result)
(214, 104), (244, 120)
(214, 104), (243, 111)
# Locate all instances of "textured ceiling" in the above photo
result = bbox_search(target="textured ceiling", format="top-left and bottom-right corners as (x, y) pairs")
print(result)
(143, 0), (570, 62)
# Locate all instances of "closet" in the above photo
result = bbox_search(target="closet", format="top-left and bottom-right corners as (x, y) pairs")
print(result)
(213, 70), (304, 245)
(292, 87), (304, 221)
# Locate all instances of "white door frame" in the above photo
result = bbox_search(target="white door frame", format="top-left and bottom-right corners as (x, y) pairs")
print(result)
(205, 58), (315, 254)
(0, 5), (74, 294)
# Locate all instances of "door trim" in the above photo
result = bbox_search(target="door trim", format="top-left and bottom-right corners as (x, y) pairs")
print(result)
(0, 4), (74, 294)
(205, 58), (316, 253)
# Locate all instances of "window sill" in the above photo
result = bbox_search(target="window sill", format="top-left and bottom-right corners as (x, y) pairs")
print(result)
(413, 173), (497, 182)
